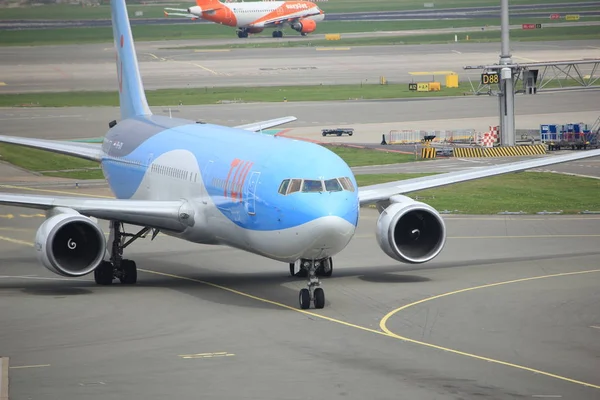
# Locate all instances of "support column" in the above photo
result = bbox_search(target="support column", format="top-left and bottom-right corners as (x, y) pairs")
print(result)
(499, 0), (515, 146)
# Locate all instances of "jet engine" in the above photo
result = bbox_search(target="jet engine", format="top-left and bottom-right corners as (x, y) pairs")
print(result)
(187, 5), (202, 15)
(35, 209), (106, 277)
(375, 195), (446, 264)
(292, 18), (317, 34)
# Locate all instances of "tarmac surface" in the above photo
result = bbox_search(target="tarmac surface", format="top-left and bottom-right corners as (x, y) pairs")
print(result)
(1, 2), (598, 30)
(1, 35), (600, 399)
(1, 183), (599, 399)
(1, 40), (599, 92)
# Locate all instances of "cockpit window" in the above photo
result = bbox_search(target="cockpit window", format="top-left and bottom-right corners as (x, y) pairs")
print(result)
(324, 178), (342, 192)
(278, 179), (290, 195)
(278, 177), (354, 195)
(288, 179), (302, 194)
(302, 180), (324, 192)
(339, 177), (355, 192)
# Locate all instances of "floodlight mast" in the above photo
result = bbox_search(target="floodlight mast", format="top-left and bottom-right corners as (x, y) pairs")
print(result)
(499, 0), (515, 146)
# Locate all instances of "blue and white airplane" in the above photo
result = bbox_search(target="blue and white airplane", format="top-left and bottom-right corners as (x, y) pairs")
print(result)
(1, 0), (599, 310)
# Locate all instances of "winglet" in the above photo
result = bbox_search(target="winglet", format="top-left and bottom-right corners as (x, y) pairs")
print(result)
(111, 0), (152, 119)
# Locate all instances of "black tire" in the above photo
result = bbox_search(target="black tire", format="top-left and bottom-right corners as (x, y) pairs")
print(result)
(299, 288), (311, 309)
(94, 261), (113, 285)
(314, 288), (325, 309)
(322, 257), (333, 277)
(120, 259), (137, 284)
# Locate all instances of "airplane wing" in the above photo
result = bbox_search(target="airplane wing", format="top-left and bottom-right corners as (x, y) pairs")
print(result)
(254, 12), (321, 28)
(164, 10), (197, 18)
(234, 116), (297, 132)
(0, 193), (194, 232)
(0, 135), (102, 162)
(358, 149), (600, 205)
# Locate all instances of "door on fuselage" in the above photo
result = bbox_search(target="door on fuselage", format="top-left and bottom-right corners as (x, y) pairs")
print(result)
(245, 171), (260, 215)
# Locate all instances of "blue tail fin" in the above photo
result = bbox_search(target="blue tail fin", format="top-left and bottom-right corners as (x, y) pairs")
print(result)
(111, 0), (152, 119)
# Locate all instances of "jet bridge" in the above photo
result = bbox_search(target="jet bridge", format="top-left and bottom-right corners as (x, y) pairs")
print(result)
(464, 59), (600, 95)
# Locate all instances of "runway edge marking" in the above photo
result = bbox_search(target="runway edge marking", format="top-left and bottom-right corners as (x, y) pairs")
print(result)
(1, 236), (599, 390)
(380, 269), (600, 390)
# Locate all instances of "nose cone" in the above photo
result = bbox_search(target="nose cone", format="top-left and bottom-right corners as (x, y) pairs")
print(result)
(294, 192), (358, 259)
(302, 215), (355, 260)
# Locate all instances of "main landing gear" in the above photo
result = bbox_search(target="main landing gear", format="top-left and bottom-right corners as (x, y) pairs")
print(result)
(94, 221), (158, 286)
(272, 30), (283, 38)
(290, 258), (333, 309)
(236, 29), (249, 38)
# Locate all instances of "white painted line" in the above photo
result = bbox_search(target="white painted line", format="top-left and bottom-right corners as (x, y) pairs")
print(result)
(0, 357), (8, 400)
(452, 50), (462, 54)
(9, 364), (50, 370)
(532, 396), (562, 398)
(0, 275), (88, 282)
(591, 326), (600, 330)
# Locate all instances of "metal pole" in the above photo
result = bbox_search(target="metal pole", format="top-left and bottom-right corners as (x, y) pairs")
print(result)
(499, 0), (515, 146)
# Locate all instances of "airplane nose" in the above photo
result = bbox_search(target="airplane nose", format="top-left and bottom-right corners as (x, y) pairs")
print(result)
(308, 216), (355, 258)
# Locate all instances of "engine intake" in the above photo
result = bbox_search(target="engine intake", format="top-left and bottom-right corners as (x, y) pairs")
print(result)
(35, 211), (106, 277)
(376, 196), (446, 264)
(292, 18), (317, 34)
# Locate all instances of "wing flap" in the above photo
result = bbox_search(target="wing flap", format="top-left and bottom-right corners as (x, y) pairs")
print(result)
(0, 193), (194, 232)
(235, 116), (297, 132)
(0, 135), (103, 162)
(358, 149), (600, 205)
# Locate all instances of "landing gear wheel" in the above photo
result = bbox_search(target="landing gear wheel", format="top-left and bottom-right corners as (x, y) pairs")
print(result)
(272, 30), (283, 38)
(314, 287), (325, 309)
(299, 288), (310, 309)
(94, 261), (113, 285)
(119, 259), (137, 284)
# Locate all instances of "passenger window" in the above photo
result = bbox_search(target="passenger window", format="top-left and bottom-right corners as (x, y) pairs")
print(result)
(278, 179), (290, 195)
(302, 180), (324, 192)
(339, 177), (355, 192)
(288, 179), (302, 194)
(324, 178), (342, 192)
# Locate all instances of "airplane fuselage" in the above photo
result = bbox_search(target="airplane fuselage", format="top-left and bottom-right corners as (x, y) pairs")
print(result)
(101, 115), (358, 263)
(188, 1), (324, 29)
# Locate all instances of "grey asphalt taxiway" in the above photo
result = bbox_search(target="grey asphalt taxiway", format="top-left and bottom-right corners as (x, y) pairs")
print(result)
(1, 183), (599, 399)
(1, 39), (598, 93)
(1, 1), (598, 30)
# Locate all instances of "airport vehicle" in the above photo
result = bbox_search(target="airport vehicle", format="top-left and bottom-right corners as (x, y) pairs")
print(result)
(2, 0), (600, 310)
(322, 128), (354, 137)
(164, 0), (324, 38)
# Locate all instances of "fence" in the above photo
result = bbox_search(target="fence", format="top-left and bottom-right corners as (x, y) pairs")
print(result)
(387, 129), (476, 145)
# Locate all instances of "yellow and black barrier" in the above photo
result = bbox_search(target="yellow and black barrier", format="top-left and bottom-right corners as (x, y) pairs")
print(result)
(421, 147), (437, 159)
(453, 145), (546, 158)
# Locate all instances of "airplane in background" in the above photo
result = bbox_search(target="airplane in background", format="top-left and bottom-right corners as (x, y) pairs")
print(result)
(2, 0), (600, 310)
(164, 0), (325, 38)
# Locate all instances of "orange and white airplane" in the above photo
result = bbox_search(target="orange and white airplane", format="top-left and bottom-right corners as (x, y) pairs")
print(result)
(164, 0), (325, 38)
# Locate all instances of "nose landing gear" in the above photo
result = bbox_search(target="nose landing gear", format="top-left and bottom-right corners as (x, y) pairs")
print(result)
(296, 258), (331, 309)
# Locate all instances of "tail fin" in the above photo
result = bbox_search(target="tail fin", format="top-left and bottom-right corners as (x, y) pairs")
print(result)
(110, 0), (152, 119)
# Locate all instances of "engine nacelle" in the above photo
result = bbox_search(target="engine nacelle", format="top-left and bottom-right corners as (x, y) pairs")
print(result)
(35, 209), (107, 277)
(292, 18), (317, 34)
(376, 195), (446, 264)
(187, 6), (202, 15)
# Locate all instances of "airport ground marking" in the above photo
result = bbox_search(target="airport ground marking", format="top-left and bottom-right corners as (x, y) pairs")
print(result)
(9, 364), (50, 370)
(380, 269), (600, 390)
(179, 352), (235, 359)
(0, 184), (113, 198)
(2, 235), (599, 389)
(0, 236), (36, 247)
(139, 268), (600, 390)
